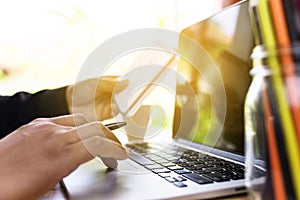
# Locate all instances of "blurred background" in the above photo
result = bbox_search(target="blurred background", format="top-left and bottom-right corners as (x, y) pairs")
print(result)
(0, 0), (239, 140)
(0, 0), (228, 95)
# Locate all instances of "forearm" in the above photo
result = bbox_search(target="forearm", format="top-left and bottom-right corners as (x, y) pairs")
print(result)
(0, 87), (69, 138)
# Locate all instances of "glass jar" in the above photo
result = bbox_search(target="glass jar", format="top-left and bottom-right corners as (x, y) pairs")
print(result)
(244, 45), (300, 200)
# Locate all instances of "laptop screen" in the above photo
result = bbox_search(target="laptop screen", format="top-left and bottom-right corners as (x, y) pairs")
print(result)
(173, 0), (254, 156)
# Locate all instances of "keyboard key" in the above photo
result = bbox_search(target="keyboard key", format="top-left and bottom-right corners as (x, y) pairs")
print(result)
(174, 169), (192, 174)
(173, 181), (187, 187)
(203, 173), (230, 182)
(163, 156), (178, 161)
(129, 152), (155, 165)
(161, 162), (176, 167)
(168, 165), (183, 170)
(165, 177), (176, 182)
(144, 164), (163, 170)
(175, 176), (187, 182)
(183, 173), (213, 184)
(145, 154), (161, 161)
(153, 158), (169, 164)
(195, 168), (212, 174)
(158, 173), (171, 178)
(152, 168), (171, 174)
(231, 173), (244, 180)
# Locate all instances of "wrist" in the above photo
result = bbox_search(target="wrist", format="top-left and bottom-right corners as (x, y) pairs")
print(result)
(0, 140), (19, 200)
(65, 85), (73, 113)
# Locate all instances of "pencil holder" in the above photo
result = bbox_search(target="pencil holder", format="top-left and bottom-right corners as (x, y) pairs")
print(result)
(244, 44), (300, 200)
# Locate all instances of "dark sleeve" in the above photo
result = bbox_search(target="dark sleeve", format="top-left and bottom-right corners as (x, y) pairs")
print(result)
(0, 87), (69, 138)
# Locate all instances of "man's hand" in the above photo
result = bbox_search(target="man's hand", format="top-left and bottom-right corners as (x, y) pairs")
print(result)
(66, 76), (128, 121)
(0, 114), (128, 200)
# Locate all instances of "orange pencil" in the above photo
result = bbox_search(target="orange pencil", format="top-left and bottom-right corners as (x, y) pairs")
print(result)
(263, 88), (287, 200)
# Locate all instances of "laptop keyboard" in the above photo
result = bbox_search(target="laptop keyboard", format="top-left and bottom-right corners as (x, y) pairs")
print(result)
(125, 142), (265, 188)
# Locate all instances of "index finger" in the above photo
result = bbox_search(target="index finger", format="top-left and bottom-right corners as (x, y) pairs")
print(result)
(61, 121), (123, 147)
(50, 114), (88, 127)
(64, 136), (128, 168)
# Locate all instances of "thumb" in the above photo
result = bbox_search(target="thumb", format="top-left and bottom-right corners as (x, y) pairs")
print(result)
(99, 76), (129, 93)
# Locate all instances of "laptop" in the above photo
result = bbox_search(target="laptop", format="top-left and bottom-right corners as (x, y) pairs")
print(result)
(63, 1), (265, 199)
